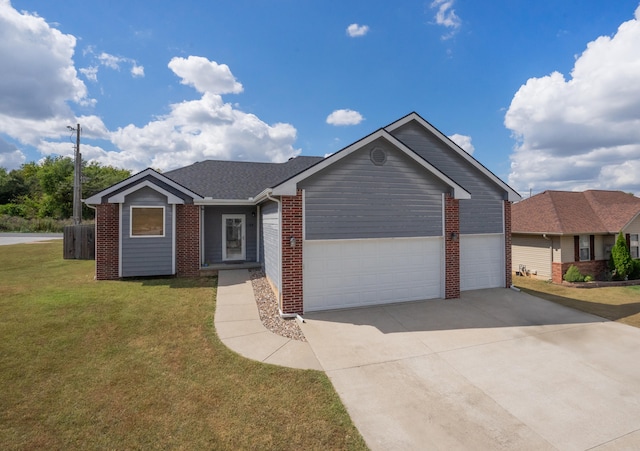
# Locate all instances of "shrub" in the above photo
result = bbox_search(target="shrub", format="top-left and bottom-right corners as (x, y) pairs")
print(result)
(584, 275), (594, 282)
(563, 265), (585, 283)
(611, 232), (634, 280)
(630, 259), (640, 280)
(0, 203), (26, 217)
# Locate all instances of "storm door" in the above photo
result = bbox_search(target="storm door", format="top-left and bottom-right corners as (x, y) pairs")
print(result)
(222, 214), (246, 261)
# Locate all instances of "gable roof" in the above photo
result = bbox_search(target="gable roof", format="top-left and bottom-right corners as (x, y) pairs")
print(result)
(512, 190), (640, 235)
(385, 112), (521, 202)
(84, 168), (203, 205)
(164, 156), (324, 200)
(85, 112), (518, 206)
(270, 128), (471, 199)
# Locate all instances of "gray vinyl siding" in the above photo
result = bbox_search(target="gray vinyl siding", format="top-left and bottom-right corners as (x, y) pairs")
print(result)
(121, 186), (173, 277)
(391, 122), (505, 234)
(299, 139), (449, 240)
(260, 201), (280, 294)
(202, 206), (257, 264)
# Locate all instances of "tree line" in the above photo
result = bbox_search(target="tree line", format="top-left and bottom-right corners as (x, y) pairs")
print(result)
(0, 156), (131, 221)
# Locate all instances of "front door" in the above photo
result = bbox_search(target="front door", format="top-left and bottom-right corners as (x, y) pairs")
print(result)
(222, 214), (245, 261)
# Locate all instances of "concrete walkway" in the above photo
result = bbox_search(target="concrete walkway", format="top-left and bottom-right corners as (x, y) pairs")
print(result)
(214, 269), (321, 370)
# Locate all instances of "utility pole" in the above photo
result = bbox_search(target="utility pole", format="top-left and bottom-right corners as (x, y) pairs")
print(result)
(68, 124), (82, 225)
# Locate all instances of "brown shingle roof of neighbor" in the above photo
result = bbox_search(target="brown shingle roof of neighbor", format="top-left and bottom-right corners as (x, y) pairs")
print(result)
(512, 190), (640, 235)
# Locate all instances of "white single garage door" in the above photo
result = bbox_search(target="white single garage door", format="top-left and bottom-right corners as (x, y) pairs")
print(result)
(460, 234), (504, 291)
(303, 237), (443, 312)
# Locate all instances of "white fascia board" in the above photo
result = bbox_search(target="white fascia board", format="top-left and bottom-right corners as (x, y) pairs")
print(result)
(108, 180), (185, 204)
(194, 198), (255, 206)
(272, 129), (471, 199)
(250, 188), (273, 204)
(85, 168), (202, 204)
(385, 113), (521, 202)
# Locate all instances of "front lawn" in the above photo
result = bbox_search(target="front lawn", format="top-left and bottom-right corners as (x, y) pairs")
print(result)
(0, 241), (366, 450)
(513, 275), (640, 328)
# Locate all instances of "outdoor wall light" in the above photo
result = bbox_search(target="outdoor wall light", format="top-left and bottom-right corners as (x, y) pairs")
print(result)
(290, 236), (296, 248)
(450, 232), (459, 242)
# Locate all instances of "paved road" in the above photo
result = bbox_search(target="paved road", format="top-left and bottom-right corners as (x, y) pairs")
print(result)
(301, 288), (640, 450)
(0, 233), (63, 246)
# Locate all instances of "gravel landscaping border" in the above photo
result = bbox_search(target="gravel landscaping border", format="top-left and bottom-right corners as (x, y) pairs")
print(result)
(249, 269), (306, 342)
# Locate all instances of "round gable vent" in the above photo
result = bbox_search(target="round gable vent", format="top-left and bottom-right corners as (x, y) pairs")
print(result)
(370, 147), (387, 166)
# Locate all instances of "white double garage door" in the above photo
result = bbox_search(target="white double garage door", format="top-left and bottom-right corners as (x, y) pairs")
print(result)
(303, 234), (504, 312)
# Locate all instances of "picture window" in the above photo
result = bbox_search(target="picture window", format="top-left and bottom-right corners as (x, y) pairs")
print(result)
(131, 206), (164, 237)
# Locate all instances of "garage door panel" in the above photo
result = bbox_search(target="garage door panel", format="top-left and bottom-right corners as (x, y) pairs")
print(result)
(460, 234), (504, 291)
(304, 237), (442, 312)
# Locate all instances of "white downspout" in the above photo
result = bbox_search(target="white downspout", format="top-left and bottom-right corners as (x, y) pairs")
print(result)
(256, 204), (261, 264)
(265, 191), (286, 316)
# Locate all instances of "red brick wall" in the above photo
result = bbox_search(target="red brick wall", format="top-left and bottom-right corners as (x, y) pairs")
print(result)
(281, 190), (303, 315)
(504, 200), (513, 288)
(445, 194), (460, 299)
(95, 203), (119, 280)
(176, 204), (200, 277)
(552, 260), (609, 284)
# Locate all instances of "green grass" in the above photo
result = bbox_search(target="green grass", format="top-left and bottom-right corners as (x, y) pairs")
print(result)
(513, 275), (640, 328)
(0, 241), (367, 450)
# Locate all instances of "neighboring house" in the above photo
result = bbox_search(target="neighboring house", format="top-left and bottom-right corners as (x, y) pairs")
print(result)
(512, 190), (640, 283)
(85, 112), (520, 315)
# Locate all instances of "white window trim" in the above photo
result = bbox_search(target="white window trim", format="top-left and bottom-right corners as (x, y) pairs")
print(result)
(130, 205), (166, 238)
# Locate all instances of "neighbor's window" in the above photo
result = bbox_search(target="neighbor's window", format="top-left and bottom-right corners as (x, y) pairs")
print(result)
(131, 206), (164, 237)
(579, 235), (590, 261)
(631, 234), (639, 259)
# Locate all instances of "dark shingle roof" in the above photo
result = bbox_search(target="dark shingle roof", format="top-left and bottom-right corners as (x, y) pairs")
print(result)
(512, 190), (640, 234)
(163, 156), (324, 199)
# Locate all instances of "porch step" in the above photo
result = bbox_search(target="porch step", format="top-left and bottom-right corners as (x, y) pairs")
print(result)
(200, 262), (261, 277)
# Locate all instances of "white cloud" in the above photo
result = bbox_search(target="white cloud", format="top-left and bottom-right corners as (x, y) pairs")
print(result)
(430, 0), (461, 39)
(168, 56), (243, 95)
(98, 52), (121, 70)
(0, 0), (88, 121)
(448, 134), (474, 155)
(86, 50), (145, 79)
(0, 1), (299, 173)
(326, 109), (364, 126)
(347, 23), (369, 37)
(80, 66), (98, 82)
(505, 5), (640, 194)
(131, 63), (144, 78)
(0, 136), (25, 169)
(107, 92), (299, 171)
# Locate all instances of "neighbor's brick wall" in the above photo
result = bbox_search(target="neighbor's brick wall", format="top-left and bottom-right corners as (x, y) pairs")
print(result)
(95, 203), (119, 280)
(504, 200), (513, 288)
(445, 194), (460, 299)
(176, 204), (200, 277)
(552, 260), (609, 284)
(281, 190), (303, 315)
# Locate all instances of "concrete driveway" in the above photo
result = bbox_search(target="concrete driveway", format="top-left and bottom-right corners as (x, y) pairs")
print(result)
(300, 288), (640, 450)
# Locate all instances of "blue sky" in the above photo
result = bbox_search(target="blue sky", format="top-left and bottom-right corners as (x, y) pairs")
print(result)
(1, 0), (640, 195)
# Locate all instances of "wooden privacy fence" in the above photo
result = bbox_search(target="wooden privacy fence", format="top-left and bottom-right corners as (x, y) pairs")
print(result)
(63, 224), (95, 260)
